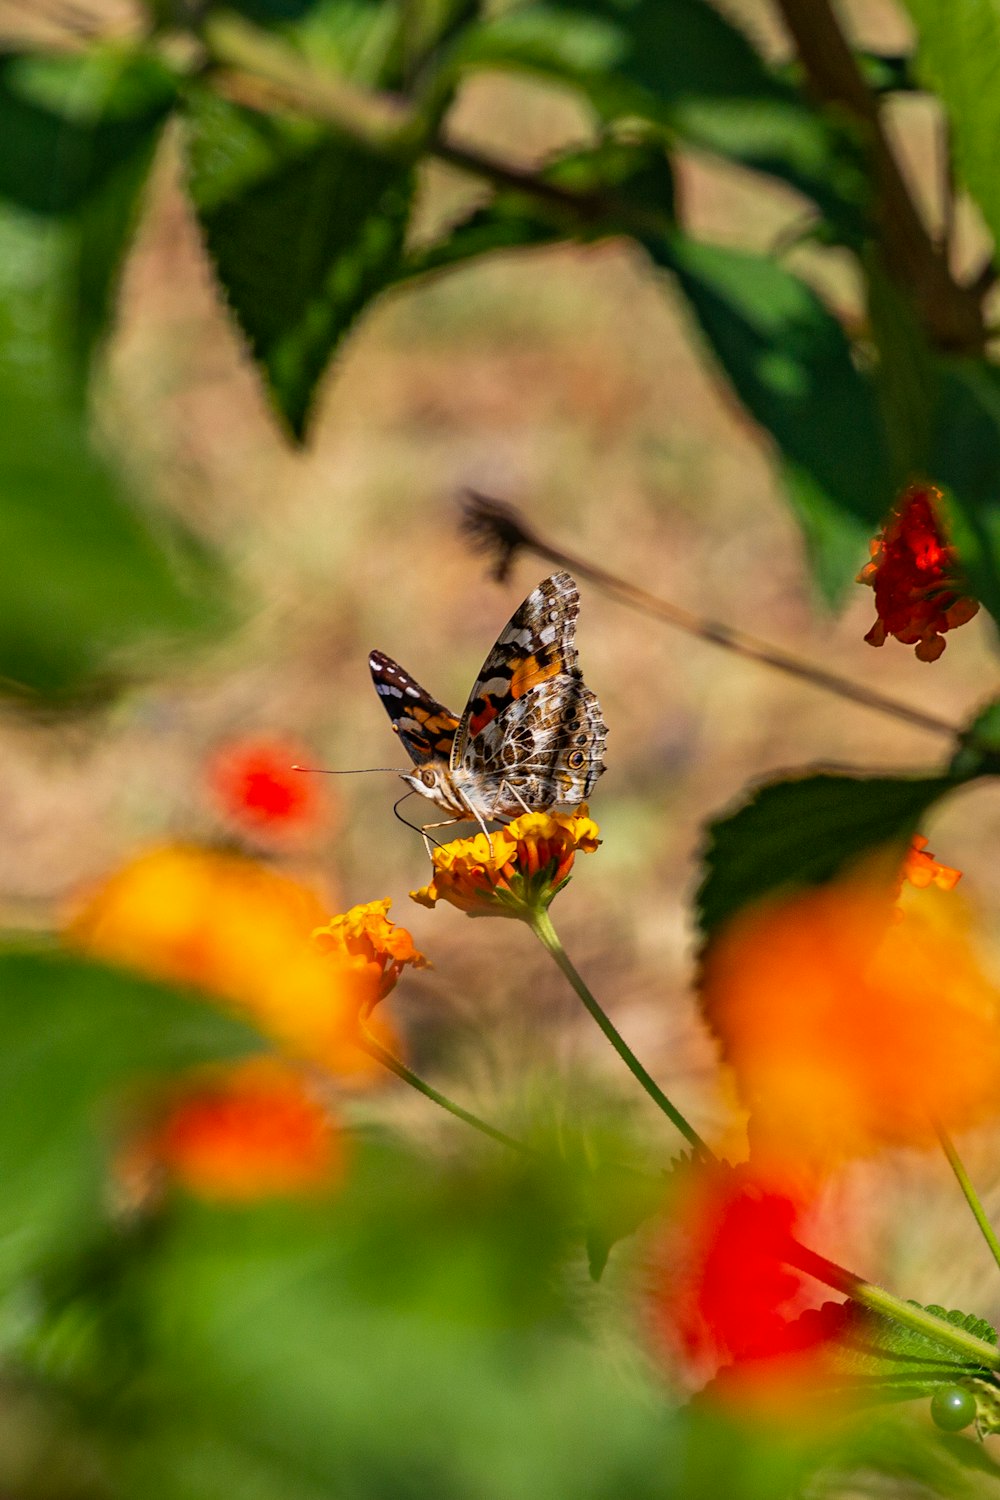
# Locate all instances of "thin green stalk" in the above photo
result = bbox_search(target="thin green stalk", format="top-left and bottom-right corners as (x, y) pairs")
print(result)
(788, 1236), (1000, 1370)
(530, 908), (712, 1160)
(934, 1119), (1000, 1276)
(359, 1025), (531, 1155)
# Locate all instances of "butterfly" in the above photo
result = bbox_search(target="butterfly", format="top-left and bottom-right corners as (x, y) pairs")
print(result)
(370, 572), (606, 830)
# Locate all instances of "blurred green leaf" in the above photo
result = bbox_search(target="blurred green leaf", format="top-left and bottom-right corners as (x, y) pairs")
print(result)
(0, 50), (177, 375)
(931, 359), (1000, 631)
(0, 949), (260, 1296)
(653, 235), (891, 598)
(697, 771), (956, 939)
(184, 89), (415, 440)
(817, 1300), (998, 1393)
(403, 136), (673, 279)
(902, 0), (1000, 270)
(448, 0), (865, 228)
(952, 696), (1000, 777)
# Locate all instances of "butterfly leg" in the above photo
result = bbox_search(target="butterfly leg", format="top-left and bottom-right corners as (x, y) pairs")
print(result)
(415, 816), (464, 859)
(495, 780), (534, 818)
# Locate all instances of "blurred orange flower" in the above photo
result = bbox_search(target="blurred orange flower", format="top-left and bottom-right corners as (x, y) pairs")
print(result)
(65, 846), (385, 1077)
(700, 862), (1000, 1168)
(208, 738), (321, 833)
(903, 835), (961, 892)
(411, 806), (600, 919)
(857, 483), (978, 661)
(313, 899), (429, 1017)
(126, 1057), (342, 1202)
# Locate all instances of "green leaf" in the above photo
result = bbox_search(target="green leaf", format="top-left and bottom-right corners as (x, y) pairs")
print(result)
(902, 0), (1000, 268)
(0, 50), (178, 376)
(652, 235), (891, 595)
(697, 771), (956, 940)
(930, 358), (1000, 630)
(0, 949), (261, 1294)
(791, 1300), (999, 1399)
(402, 136), (674, 279)
(448, 0), (865, 228)
(952, 697), (1000, 777)
(184, 88), (415, 440)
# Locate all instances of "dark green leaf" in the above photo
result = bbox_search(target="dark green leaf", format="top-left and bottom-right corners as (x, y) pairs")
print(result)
(184, 89), (415, 440)
(697, 771), (956, 939)
(930, 358), (1000, 630)
(653, 235), (891, 597)
(0, 50), (177, 376)
(952, 697), (1000, 777)
(0, 949), (261, 1293)
(902, 0), (1000, 266)
(403, 137), (673, 280)
(448, 0), (865, 229)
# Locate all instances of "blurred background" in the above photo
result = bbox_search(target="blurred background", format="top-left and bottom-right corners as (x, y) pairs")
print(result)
(4, 0), (1000, 1482)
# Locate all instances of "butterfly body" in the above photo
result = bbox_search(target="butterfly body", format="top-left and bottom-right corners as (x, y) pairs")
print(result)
(370, 572), (606, 827)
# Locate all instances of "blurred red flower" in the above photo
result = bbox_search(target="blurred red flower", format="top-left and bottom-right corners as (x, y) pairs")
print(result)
(209, 738), (321, 832)
(125, 1058), (343, 1203)
(857, 483), (978, 661)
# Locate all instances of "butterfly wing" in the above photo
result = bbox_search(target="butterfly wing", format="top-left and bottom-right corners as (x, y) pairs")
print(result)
(451, 572), (606, 816)
(369, 650), (460, 766)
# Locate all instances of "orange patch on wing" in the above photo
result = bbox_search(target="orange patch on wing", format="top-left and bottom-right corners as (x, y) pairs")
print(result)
(510, 652), (559, 699)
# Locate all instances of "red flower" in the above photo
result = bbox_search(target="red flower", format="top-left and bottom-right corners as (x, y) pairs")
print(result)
(857, 484), (978, 661)
(209, 739), (320, 832)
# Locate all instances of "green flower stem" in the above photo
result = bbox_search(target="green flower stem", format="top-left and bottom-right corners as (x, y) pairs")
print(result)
(358, 1025), (531, 1155)
(530, 908), (713, 1161)
(933, 1119), (1000, 1276)
(787, 1237), (1000, 1370)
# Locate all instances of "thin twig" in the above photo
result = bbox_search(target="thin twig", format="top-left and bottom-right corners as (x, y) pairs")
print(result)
(461, 492), (959, 741)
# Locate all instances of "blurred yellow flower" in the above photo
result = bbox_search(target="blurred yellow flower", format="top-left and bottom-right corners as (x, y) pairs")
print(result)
(700, 861), (1000, 1172)
(313, 898), (429, 1016)
(123, 1057), (343, 1203)
(410, 806), (600, 919)
(65, 845), (386, 1077)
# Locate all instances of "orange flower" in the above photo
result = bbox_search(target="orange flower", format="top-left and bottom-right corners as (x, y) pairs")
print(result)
(65, 845), (382, 1077)
(125, 1058), (343, 1202)
(208, 738), (321, 833)
(700, 861), (1000, 1170)
(313, 899), (429, 1016)
(903, 835), (961, 892)
(857, 483), (979, 661)
(410, 806), (600, 919)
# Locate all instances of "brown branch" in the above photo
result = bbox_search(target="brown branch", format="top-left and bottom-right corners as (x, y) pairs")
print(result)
(773, 0), (986, 354)
(461, 492), (958, 742)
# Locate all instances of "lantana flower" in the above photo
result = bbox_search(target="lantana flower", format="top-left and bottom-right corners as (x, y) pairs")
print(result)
(208, 737), (321, 834)
(857, 483), (979, 661)
(700, 852), (1000, 1171)
(64, 845), (393, 1078)
(903, 834), (961, 892)
(410, 806), (600, 920)
(313, 898), (429, 1017)
(121, 1057), (343, 1204)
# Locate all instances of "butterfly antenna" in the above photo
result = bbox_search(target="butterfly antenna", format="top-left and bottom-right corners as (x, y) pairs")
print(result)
(291, 765), (407, 775)
(393, 791), (444, 847)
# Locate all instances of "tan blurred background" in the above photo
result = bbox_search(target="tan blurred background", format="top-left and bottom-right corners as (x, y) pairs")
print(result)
(5, 0), (1000, 1328)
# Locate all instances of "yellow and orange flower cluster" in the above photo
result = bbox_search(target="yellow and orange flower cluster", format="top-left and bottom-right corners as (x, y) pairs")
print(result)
(858, 483), (979, 661)
(700, 843), (1000, 1174)
(314, 898), (429, 1017)
(411, 806), (600, 919)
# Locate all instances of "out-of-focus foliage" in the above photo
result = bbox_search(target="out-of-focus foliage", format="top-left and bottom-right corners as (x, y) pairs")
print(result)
(6, 0), (1000, 1495)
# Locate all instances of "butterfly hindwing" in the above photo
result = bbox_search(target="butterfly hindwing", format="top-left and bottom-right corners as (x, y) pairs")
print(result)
(368, 650), (460, 766)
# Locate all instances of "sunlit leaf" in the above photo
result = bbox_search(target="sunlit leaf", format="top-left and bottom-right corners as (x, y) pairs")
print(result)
(184, 89), (415, 439)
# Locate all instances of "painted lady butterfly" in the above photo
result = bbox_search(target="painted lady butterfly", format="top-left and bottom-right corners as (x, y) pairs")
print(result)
(370, 572), (606, 828)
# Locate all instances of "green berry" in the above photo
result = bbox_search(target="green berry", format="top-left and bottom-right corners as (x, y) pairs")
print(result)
(931, 1385), (978, 1432)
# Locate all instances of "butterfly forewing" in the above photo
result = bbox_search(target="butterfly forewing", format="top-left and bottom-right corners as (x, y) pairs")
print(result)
(368, 650), (460, 765)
